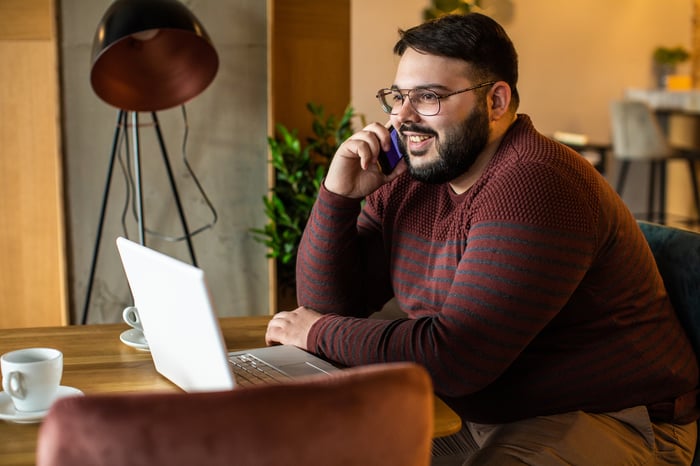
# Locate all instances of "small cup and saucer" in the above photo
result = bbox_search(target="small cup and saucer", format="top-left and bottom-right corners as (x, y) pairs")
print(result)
(119, 306), (149, 351)
(0, 347), (83, 424)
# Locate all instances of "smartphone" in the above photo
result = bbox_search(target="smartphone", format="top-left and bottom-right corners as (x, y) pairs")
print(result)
(377, 127), (405, 175)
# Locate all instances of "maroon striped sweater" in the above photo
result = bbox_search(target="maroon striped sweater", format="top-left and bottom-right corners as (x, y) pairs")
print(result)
(298, 115), (699, 424)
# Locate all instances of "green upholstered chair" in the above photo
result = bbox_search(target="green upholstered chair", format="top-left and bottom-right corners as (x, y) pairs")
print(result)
(638, 220), (700, 465)
(36, 362), (433, 466)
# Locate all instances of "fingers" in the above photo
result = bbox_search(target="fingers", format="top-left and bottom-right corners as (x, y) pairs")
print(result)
(340, 123), (393, 169)
(264, 307), (321, 349)
(264, 311), (289, 346)
(326, 122), (399, 198)
(342, 131), (380, 170)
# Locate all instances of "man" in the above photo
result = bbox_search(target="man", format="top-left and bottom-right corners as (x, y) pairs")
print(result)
(265, 13), (699, 465)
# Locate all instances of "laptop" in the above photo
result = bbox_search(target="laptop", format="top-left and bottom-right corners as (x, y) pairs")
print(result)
(115, 236), (339, 392)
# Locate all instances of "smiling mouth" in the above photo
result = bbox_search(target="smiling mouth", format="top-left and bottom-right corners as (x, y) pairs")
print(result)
(408, 134), (431, 143)
(405, 133), (434, 155)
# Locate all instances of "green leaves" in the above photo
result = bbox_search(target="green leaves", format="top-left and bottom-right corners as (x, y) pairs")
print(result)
(252, 103), (355, 290)
(423, 0), (482, 21)
(653, 46), (690, 66)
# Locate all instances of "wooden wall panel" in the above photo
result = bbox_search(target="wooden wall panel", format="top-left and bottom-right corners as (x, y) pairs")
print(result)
(271, 0), (350, 144)
(267, 0), (350, 313)
(694, 0), (700, 87)
(0, 0), (67, 327)
(0, 0), (53, 40)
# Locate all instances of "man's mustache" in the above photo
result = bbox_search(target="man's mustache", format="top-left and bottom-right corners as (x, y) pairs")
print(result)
(399, 124), (437, 136)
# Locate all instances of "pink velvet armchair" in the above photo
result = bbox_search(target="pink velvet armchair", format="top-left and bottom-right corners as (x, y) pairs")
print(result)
(36, 362), (433, 466)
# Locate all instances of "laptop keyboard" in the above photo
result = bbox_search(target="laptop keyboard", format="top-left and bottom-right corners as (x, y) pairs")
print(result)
(228, 353), (291, 386)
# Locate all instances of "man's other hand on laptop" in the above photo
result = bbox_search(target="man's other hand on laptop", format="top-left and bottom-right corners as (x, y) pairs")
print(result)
(266, 307), (322, 349)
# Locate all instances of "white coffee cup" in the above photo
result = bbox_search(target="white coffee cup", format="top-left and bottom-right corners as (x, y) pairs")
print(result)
(122, 306), (143, 332)
(1, 348), (63, 412)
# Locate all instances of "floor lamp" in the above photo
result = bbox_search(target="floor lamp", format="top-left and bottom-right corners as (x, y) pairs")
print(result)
(81, 0), (219, 324)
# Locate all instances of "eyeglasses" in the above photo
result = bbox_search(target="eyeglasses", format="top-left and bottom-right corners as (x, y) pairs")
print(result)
(375, 81), (496, 116)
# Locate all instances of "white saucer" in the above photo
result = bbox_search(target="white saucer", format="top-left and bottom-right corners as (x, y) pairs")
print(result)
(120, 328), (150, 351)
(0, 386), (84, 424)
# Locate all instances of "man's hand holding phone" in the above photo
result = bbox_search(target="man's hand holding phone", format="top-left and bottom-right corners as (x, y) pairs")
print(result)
(325, 123), (407, 199)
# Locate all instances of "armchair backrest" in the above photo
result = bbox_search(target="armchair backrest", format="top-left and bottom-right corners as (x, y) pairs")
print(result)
(36, 362), (433, 466)
(637, 221), (700, 354)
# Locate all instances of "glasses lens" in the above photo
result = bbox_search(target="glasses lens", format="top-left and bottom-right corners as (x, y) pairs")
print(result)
(377, 89), (401, 114)
(408, 89), (440, 116)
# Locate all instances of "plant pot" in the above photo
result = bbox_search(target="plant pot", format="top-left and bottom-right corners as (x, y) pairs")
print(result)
(654, 64), (677, 89)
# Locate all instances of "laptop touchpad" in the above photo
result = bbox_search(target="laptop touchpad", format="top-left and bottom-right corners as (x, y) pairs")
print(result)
(281, 361), (331, 377)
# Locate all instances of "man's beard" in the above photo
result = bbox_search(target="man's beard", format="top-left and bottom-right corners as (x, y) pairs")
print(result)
(402, 102), (490, 184)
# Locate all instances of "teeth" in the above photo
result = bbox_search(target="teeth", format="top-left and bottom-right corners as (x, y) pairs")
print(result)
(408, 135), (430, 142)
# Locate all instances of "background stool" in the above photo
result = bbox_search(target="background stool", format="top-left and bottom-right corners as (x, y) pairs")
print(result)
(610, 100), (700, 225)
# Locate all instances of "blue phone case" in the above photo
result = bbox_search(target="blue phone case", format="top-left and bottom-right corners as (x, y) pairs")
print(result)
(377, 128), (404, 175)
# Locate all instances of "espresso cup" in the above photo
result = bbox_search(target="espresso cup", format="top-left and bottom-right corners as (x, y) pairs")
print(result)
(122, 306), (143, 332)
(1, 348), (63, 412)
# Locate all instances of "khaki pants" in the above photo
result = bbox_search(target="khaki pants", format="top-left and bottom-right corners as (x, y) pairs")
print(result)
(432, 406), (697, 466)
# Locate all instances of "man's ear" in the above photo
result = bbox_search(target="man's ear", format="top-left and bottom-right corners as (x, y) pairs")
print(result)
(489, 82), (512, 120)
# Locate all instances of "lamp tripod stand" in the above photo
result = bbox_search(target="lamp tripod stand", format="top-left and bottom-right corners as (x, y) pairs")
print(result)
(85, 0), (219, 325)
(80, 109), (198, 325)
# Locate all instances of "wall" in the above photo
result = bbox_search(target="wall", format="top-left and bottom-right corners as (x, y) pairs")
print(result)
(0, 0), (67, 328)
(60, 0), (270, 323)
(351, 0), (694, 216)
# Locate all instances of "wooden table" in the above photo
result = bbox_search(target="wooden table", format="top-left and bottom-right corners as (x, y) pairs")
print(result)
(0, 316), (461, 465)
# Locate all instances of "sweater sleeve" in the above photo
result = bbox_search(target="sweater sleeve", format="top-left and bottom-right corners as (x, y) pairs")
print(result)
(295, 183), (393, 317)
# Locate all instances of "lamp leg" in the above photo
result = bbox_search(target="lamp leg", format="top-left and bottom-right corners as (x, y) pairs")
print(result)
(81, 110), (201, 325)
(659, 161), (667, 225)
(648, 161), (656, 222)
(80, 110), (126, 325)
(688, 159), (700, 224)
(151, 112), (198, 266)
(615, 161), (630, 194)
(131, 112), (146, 245)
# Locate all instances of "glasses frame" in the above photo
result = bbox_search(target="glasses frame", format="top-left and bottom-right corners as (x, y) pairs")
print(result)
(376, 81), (496, 116)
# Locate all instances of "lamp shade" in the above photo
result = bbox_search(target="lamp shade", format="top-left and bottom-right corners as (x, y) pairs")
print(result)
(90, 0), (219, 112)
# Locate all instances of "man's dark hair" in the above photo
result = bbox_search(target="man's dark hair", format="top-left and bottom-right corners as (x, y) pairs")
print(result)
(394, 13), (519, 108)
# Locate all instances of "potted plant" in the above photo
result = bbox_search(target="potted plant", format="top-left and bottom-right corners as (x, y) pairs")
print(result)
(653, 45), (690, 88)
(252, 103), (356, 308)
(423, 0), (482, 20)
